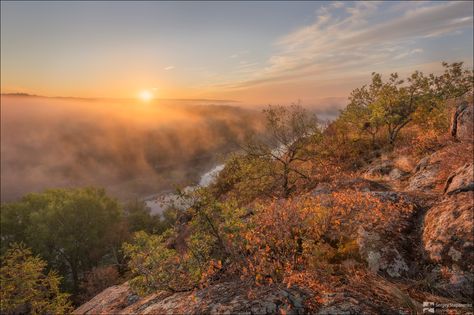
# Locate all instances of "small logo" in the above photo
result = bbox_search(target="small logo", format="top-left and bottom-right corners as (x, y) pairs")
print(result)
(423, 301), (435, 314)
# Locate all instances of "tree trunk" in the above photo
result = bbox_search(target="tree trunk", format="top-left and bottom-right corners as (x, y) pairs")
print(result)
(282, 166), (290, 198)
(71, 265), (79, 294)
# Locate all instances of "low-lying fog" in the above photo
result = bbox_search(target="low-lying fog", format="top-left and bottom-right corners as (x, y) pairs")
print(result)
(0, 95), (266, 202)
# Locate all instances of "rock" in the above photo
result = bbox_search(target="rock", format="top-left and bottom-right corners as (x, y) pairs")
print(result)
(365, 161), (393, 177)
(318, 294), (366, 315)
(426, 266), (474, 301)
(357, 227), (409, 278)
(407, 157), (440, 191)
(388, 168), (409, 180)
(74, 281), (308, 315)
(451, 101), (473, 142)
(407, 141), (473, 193)
(73, 283), (134, 315)
(352, 190), (428, 279)
(457, 102), (473, 141)
(422, 192), (474, 272)
(443, 163), (474, 195)
(311, 178), (389, 196)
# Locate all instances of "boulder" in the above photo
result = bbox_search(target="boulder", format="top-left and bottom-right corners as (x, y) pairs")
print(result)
(365, 161), (393, 177)
(388, 168), (409, 180)
(426, 266), (474, 301)
(351, 191), (422, 278)
(357, 227), (409, 278)
(443, 163), (474, 195)
(311, 178), (389, 196)
(74, 281), (308, 315)
(73, 283), (137, 315)
(451, 101), (473, 142)
(407, 156), (440, 192)
(422, 191), (474, 273)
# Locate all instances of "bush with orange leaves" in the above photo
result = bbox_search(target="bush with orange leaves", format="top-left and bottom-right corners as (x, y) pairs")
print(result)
(227, 190), (415, 287)
(122, 183), (416, 300)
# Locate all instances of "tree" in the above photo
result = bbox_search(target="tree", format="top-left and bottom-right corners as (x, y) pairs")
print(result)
(243, 104), (321, 198)
(123, 199), (164, 234)
(346, 71), (432, 145)
(0, 243), (72, 315)
(1, 187), (124, 294)
(431, 61), (474, 101)
(430, 62), (474, 138)
(343, 73), (384, 146)
(122, 231), (191, 295)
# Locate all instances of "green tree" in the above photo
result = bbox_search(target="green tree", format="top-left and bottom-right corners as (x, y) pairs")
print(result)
(124, 199), (162, 233)
(243, 104), (321, 198)
(431, 61), (474, 101)
(346, 71), (431, 145)
(0, 243), (72, 315)
(1, 187), (124, 293)
(122, 231), (192, 295)
(343, 73), (384, 146)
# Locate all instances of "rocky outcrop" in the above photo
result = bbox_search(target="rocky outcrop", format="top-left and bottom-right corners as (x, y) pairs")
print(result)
(311, 176), (426, 280)
(76, 140), (474, 313)
(73, 283), (135, 314)
(364, 160), (409, 181)
(357, 227), (409, 278)
(443, 163), (474, 195)
(311, 178), (389, 196)
(365, 161), (393, 177)
(451, 101), (473, 142)
(74, 281), (308, 315)
(407, 156), (441, 192)
(422, 190), (474, 300)
(355, 191), (423, 279)
(422, 192), (474, 272)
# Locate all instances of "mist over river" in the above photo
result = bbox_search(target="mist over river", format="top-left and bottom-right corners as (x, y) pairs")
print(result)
(0, 95), (264, 203)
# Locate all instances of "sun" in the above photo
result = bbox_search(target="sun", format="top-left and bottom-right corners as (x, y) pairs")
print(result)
(138, 90), (153, 102)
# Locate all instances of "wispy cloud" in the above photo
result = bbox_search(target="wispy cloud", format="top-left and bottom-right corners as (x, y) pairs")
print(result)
(221, 1), (473, 89)
(393, 48), (424, 60)
(164, 66), (175, 71)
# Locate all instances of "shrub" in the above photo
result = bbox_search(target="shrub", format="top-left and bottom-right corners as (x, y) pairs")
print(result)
(0, 243), (72, 315)
(122, 231), (194, 295)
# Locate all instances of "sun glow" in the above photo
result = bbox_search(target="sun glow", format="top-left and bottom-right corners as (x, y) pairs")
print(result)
(138, 90), (153, 102)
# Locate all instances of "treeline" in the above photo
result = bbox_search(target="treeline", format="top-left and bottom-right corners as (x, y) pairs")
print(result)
(1, 62), (472, 314)
(0, 188), (177, 312)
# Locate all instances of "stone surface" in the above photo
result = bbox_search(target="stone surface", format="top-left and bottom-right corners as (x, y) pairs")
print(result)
(457, 103), (473, 141)
(407, 156), (441, 192)
(443, 163), (474, 195)
(388, 168), (409, 180)
(73, 283), (135, 315)
(311, 178), (389, 196)
(365, 161), (393, 177)
(357, 227), (410, 278)
(74, 281), (308, 315)
(422, 191), (474, 272)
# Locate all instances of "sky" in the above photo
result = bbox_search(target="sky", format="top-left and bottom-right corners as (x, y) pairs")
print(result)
(1, 1), (473, 105)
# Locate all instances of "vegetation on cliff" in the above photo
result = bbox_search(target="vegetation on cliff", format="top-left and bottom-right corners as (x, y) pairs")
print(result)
(1, 62), (473, 314)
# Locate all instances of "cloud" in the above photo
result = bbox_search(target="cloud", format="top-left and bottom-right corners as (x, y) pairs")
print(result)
(393, 48), (424, 60)
(164, 66), (175, 71)
(222, 1), (473, 89)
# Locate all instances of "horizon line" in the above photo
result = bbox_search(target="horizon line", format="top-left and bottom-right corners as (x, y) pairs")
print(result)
(0, 92), (239, 103)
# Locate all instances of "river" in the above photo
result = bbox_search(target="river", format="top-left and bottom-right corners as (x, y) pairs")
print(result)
(144, 164), (225, 215)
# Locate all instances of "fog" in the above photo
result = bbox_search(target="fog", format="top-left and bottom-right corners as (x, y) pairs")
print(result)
(0, 95), (265, 202)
